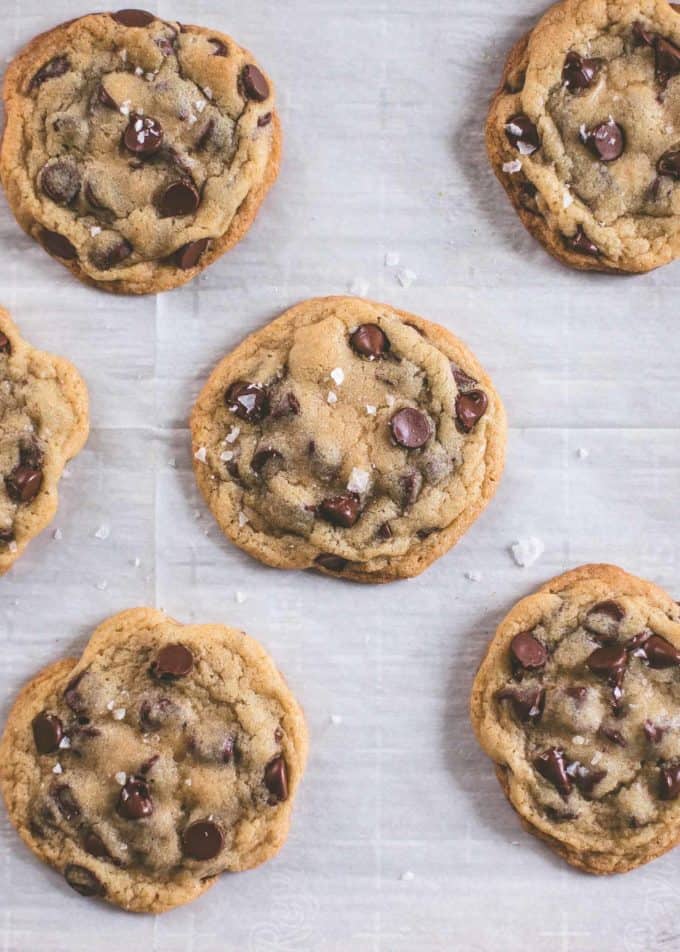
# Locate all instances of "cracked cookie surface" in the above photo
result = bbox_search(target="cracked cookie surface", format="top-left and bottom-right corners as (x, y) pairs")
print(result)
(487, 0), (680, 273)
(0, 608), (308, 913)
(0, 309), (88, 574)
(191, 296), (506, 583)
(471, 564), (680, 873)
(0, 10), (279, 294)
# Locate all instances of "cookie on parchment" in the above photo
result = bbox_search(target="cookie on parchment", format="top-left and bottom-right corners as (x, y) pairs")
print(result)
(1, 10), (279, 294)
(191, 296), (506, 582)
(0, 309), (88, 574)
(0, 608), (308, 913)
(487, 0), (680, 273)
(471, 564), (680, 874)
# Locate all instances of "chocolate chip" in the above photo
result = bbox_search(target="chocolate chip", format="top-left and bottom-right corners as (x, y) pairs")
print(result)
(139, 696), (172, 731)
(505, 114), (540, 155)
(565, 685), (588, 703)
(377, 521), (392, 540)
(659, 765), (680, 800)
(159, 180), (200, 217)
(636, 634), (680, 668)
(633, 21), (655, 47)
(195, 118), (216, 151)
(42, 230), (77, 260)
(644, 720), (666, 743)
(139, 754), (160, 774)
(497, 686), (545, 722)
(175, 238), (209, 270)
(182, 820), (224, 860)
(30, 56), (69, 90)
(349, 324), (390, 359)
(654, 36), (680, 88)
(240, 64), (269, 102)
(598, 725), (627, 747)
(586, 645), (628, 680)
(0, 529), (14, 545)
(455, 390), (488, 433)
(390, 408), (432, 449)
(581, 119), (624, 162)
(63, 671), (87, 713)
(626, 630), (651, 653)
(112, 9), (156, 26)
(97, 85), (118, 109)
(314, 553), (348, 572)
(0, 332), (10, 355)
(64, 864), (105, 898)
(510, 631), (547, 670)
(270, 391), (300, 418)
(53, 785), (80, 821)
(225, 381), (269, 422)
(569, 762), (607, 798)
(562, 51), (600, 91)
(657, 148), (680, 179)
(90, 238), (133, 271)
(318, 493), (361, 528)
(151, 644), (193, 679)
(585, 600), (624, 632)
(32, 712), (63, 754)
(258, 113), (273, 127)
(565, 227), (599, 257)
(251, 448), (283, 474)
(264, 755), (288, 802)
(117, 776), (153, 819)
(123, 115), (163, 156)
(156, 37), (175, 56)
(400, 471), (422, 507)
(6, 465), (43, 503)
(450, 363), (477, 390)
(40, 159), (81, 206)
(534, 748), (572, 797)
(210, 38), (228, 56)
(82, 830), (111, 860)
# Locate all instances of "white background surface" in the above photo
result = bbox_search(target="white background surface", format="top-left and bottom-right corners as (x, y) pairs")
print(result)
(1, 1), (679, 950)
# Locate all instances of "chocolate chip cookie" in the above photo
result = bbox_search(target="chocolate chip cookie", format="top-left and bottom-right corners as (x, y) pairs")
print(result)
(487, 0), (680, 273)
(0, 309), (88, 574)
(1, 11), (279, 294)
(471, 564), (680, 874)
(191, 296), (506, 582)
(0, 608), (307, 913)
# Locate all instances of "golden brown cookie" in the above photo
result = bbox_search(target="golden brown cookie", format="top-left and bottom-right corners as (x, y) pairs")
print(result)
(471, 564), (680, 874)
(0, 309), (88, 574)
(487, 0), (680, 273)
(191, 296), (506, 583)
(0, 608), (308, 913)
(1, 11), (279, 294)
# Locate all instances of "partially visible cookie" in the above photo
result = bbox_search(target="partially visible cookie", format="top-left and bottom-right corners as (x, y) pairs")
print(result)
(1, 11), (279, 294)
(0, 608), (308, 913)
(487, 0), (680, 273)
(191, 296), (506, 582)
(0, 309), (88, 574)
(471, 564), (680, 874)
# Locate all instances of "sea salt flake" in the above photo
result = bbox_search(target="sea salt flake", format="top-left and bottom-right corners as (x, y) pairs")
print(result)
(238, 511), (249, 528)
(347, 467), (370, 494)
(185, 778), (192, 786)
(563, 189), (573, 209)
(94, 525), (110, 540)
(327, 391), (337, 405)
(112, 708), (126, 721)
(517, 141), (534, 155)
(502, 159), (522, 174)
(187, 114), (198, 126)
(591, 751), (603, 765)
(59, 737), (71, 749)
(96, 579), (108, 591)
(235, 591), (246, 604)
(385, 252), (400, 267)
(134, 66), (144, 77)
(220, 450), (234, 462)
(330, 714), (343, 725)
(506, 121), (522, 136)
(195, 99), (206, 113)
(576, 447), (589, 459)
(8, 542), (17, 553)
(330, 367), (345, 386)
(366, 405), (377, 415)
(134, 118), (143, 132)
(349, 277), (369, 296)
(573, 735), (585, 745)
(120, 49), (128, 62)
(400, 871), (415, 882)
(53, 529), (63, 541)
(120, 102), (131, 117)
(115, 771), (127, 785)
(145, 73), (155, 82)
(510, 536), (545, 568)
(90, 226), (102, 237)
(385, 394), (395, 407)
(465, 570), (482, 582)
(225, 426), (240, 443)
(52, 763), (63, 775)
(396, 267), (416, 288)
(194, 446), (207, 463)
(106, 701), (115, 711)
(203, 86), (213, 99)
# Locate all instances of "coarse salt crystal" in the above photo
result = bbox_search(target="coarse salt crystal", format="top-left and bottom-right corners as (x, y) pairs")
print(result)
(134, 118), (143, 132)
(563, 190), (573, 209)
(8, 542), (17, 553)
(185, 778), (192, 786)
(112, 708), (126, 720)
(506, 122), (522, 136)
(194, 446), (207, 463)
(327, 391), (337, 404)
(517, 141), (534, 155)
(115, 771), (127, 785)
(225, 426), (240, 443)
(106, 701), (115, 711)
(330, 367), (345, 386)
(502, 159), (522, 174)
(347, 467), (370, 494)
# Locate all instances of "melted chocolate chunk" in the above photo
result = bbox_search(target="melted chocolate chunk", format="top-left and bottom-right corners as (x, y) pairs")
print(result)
(534, 748), (572, 797)
(659, 765), (680, 800)
(90, 238), (132, 271)
(123, 115), (163, 156)
(240, 64), (270, 101)
(598, 725), (627, 747)
(654, 36), (680, 88)
(64, 864), (106, 897)
(117, 776), (153, 819)
(264, 755), (288, 802)
(159, 180), (200, 217)
(183, 820), (224, 860)
(569, 762), (607, 798)
(314, 553), (349, 572)
(64, 671), (87, 713)
(42, 230), (77, 260)
(455, 390), (488, 432)
(580, 119), (624, 162)
(504, 114), (540, 155)
(225, 381), (269, 422)
(0, 332), (10, 355)
(318, 493), (361, 528)
(32, 712), (63, 754)
(30, 56), (69, 90)
(210, 38), (229, 56)
(565, 227), (599, 257)
(562, 51), (600, 91)
(496, 686), (545, 722)
(40, 159), (81, 206)
(636, 634), (680, 668)
(657, 148), (680, 178)
(251, 448), (284, 474)
(510, 631), (547, 671)
(175, 238), (209, 270)
(349, 324), (390, 359)
(5, 465), (43, 503)
(82, 830), (112, 860)
(644, 720), (666, 743)
(112, 9), (156, 27)
(586, 645), (628, 680)
(151, 644), (193, 679)
(53, 784), (81, 821)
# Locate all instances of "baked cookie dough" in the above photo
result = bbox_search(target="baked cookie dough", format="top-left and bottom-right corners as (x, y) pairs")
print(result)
(471, 564), (680, 874)
(191, 296), (506, 582)
(0, 608), (308, 913)
(487, 0), (680, 273)
(0, 309), (88, 574)
(1, 10), (279, 294)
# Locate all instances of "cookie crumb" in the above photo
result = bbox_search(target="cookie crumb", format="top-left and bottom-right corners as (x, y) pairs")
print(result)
(510, 536), (545, 568)
(96, 580), (108, 591)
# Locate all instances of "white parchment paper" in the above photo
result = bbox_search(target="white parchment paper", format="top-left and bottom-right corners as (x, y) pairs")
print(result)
(1, 1), (680, 949)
